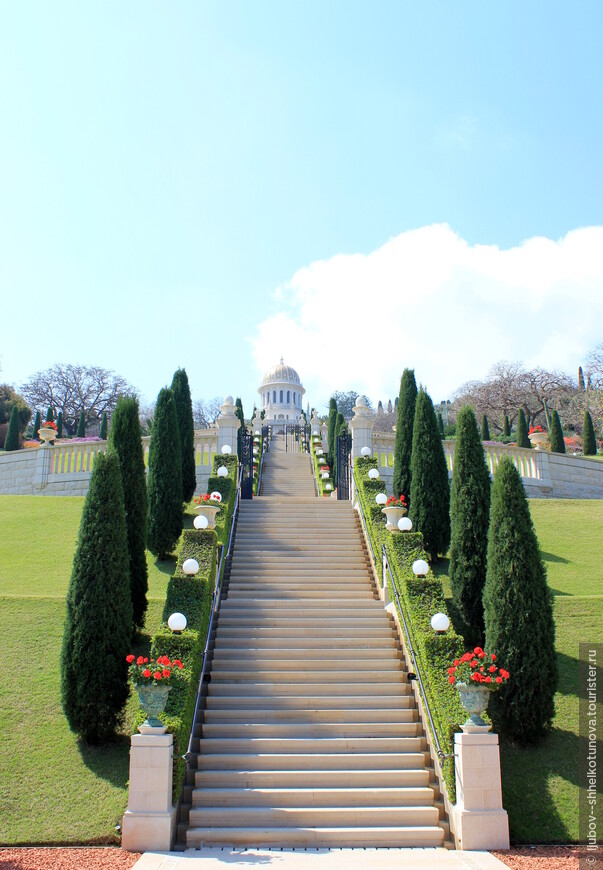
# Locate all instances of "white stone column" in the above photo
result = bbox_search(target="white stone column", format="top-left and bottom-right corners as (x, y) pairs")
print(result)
(348, 396), (375, 459)
(32, 442), (52, 493)
(310, 411), (321, 437)
(320, 422), (328, 445)
(251, 408), (262, 435)
(216, 395), (241, 455)
(121, 731), (176, 851)
(452, 729), (509, 850)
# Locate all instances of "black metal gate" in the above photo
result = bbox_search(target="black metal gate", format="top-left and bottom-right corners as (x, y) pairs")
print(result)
(261, 425), (270, 452)
(284, 423), (310, 453)
(336, 430), (351, 500)
(240, 432), (254, 499)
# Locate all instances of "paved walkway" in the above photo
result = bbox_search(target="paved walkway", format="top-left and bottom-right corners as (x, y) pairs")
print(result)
(133, 848), (507, 869)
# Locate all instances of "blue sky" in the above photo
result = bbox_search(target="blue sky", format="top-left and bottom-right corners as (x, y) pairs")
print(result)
(1, 2), (602, 414)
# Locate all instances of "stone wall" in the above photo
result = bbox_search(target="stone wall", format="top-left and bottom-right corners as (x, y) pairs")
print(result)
(0, 449), (39, 494)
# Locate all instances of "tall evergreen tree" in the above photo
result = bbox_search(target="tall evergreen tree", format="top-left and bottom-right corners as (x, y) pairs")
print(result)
(4, 406), (20, 451)
(578, 366), (585, 390)
(33, 410), (41, 439)
(45, 406), (54, 423)
(333, 411), (344, 484)
(409, 389), (450, 560)
(56, 411), (63, 439)
(583, 409), (597, 456)
(437, 412), (445, 438)
(481, 414), (490, 441)
(235, 397), (245, 460)
(549, 410), (565, 453)
(484, 458), (557, 743)
(503, 414), (510, 437)
(147, 388), (183, 559)
(516, 408), (530, 448)
(109, 396), (149, 631)
(393, 369), (418, 502)
(449, 408), (491, 642)
(60, 450), (132, 743)
(99, 411), (108, 440)
(327, 398), (337, 468)
(171, 369), (196, 502)
(76, 411), (86, 437)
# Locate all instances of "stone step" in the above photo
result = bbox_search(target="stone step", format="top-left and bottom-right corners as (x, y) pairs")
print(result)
(211, 649), (402, 661)
(205, 695), (412, 710)
(219, 601), (382, 612)
(216, 616), (391, 628)
(194, 768), (430, 789)
(224, 589), (376, 599)
(188, 804), (440, 828)
(214, 627), (397, 640)
(191, 785), (435, 808)
(203, 707), (413, 722)
(210, 661), (404, 677)
(198, 736), (424, 754)
(186, 824), (445, 848)
(208, 681), (411, 697)
(195, 750), (429, 770)
(201, 722), (419, 738)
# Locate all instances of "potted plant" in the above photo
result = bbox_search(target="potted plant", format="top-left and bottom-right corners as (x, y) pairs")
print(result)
(127, 653), (184, 730)
(381, 494), (408, 532)
(193, 492), (222, 529)
(447, 647), (510, 729)
(528, 425), (548, 451)
(38, 419), (58, 444)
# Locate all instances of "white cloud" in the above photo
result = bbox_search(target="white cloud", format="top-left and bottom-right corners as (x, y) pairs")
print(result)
(251, 224), (603, 410)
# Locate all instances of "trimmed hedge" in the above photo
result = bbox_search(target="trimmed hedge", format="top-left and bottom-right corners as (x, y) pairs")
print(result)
(354, 457), (465, 798)
(310, 438), (334, 496)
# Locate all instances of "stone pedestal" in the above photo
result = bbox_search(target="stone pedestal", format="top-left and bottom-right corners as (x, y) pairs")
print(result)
(121, 732), (176, 852)
(452, 730), (509, 850)
(348, 396), (375, 459)
(32, 442), (52, 493)
(311, 411), (321, 437)
(251, 409), (262, 435)
(216, 395), (241, 456)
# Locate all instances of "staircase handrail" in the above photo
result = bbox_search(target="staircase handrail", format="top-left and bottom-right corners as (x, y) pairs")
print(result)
(184, 462), (243, 765)
(257, 442), (265, 495)
(351, 467), (452, 762)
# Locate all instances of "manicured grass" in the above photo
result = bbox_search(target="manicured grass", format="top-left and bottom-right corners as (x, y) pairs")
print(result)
(0, 496), (170, 845)
(439, 499), (603, 843)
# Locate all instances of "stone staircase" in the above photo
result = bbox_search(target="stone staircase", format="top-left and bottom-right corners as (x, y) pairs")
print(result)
(183, 439), (448, 848)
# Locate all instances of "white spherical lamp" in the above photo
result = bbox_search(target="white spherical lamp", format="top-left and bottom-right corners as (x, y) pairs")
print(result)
(325, 484), (333, 491)
(168, 612), (187, 633)
(368, 468), (379, 480)
(210, 491), (222, 502)
(221, 445), (232, 455)
(321, 472), (329, 479)
(412, 559), (430, 578)
(316, 448), (324, 456)
(431, 613), (450, 633)
(375, 492), (387, 506)
(217, 465), (229, 478)
(193, 514), (208, 530)
(182, 558), (199, 576)
(361, 446), (371, 457)
(398, 517), (413, 532)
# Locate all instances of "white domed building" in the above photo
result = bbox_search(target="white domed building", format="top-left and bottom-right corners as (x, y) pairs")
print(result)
(259, 358), (306, 431)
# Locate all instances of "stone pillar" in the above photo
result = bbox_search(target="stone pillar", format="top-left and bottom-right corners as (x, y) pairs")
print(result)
(452, 729), (510, 850)
(121, 731), (176, 851)
(348, 396), (375, 459)
(320, 422), (328, 445)
(216, 395), (241, 455)
(251, 408), (262, 435)
(32, 442), (52, 494)
(310, 411), (321, 437)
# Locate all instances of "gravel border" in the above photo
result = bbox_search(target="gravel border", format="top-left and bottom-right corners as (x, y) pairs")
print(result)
(0, 848), (141, 870)
(492, 846), (580, 869)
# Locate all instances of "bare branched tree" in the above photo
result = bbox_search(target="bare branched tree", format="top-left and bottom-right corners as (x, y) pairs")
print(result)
(20, 364), (136, 435)
(193, 397), (222, 428)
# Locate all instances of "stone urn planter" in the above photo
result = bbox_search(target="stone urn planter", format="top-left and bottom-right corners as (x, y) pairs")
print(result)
(136, 684), (171, 730)
(193, 504), (221, 529)
(38, 427), (56, 444)
(381, 505), (408, 532)
(529, 431), (548, 451)
(456, 682), (492, 729)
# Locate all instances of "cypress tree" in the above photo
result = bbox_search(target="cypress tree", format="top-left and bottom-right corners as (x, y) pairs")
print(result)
(171, 369), (196, 502)
(45, 406), (54, 423)
(76, 411), (86, 437)
(516, 408), (530, 448)
(393, 369), (418, 502)
(60, 450), (132, 743)
(33, 410), (41, 439)
(147, 388), (183, 559)
(4, 406), (20, 451)
(333, 411), (344, 484)
(56, 411), (63, 439)
(578, 366), (585, 390)
(109, 396), (148, 631)
(481, 414), (490, 441)
(583, 410), (597, 456)
(437, 412), (445, 438)
(235, 398), (245, 460)
(484, 458), (557, 743)
(449, 407), (491, 642)
(409, 389), (450, 560)
(503, 414), (510, 437)
(327, 398), (337, 468)
(549, 410), (565, 453)
(99, 411), (108, 440)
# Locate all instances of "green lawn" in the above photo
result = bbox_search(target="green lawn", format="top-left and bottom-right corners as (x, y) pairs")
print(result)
(439, 499), (603, 843)
(0, 495), (172, 845)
